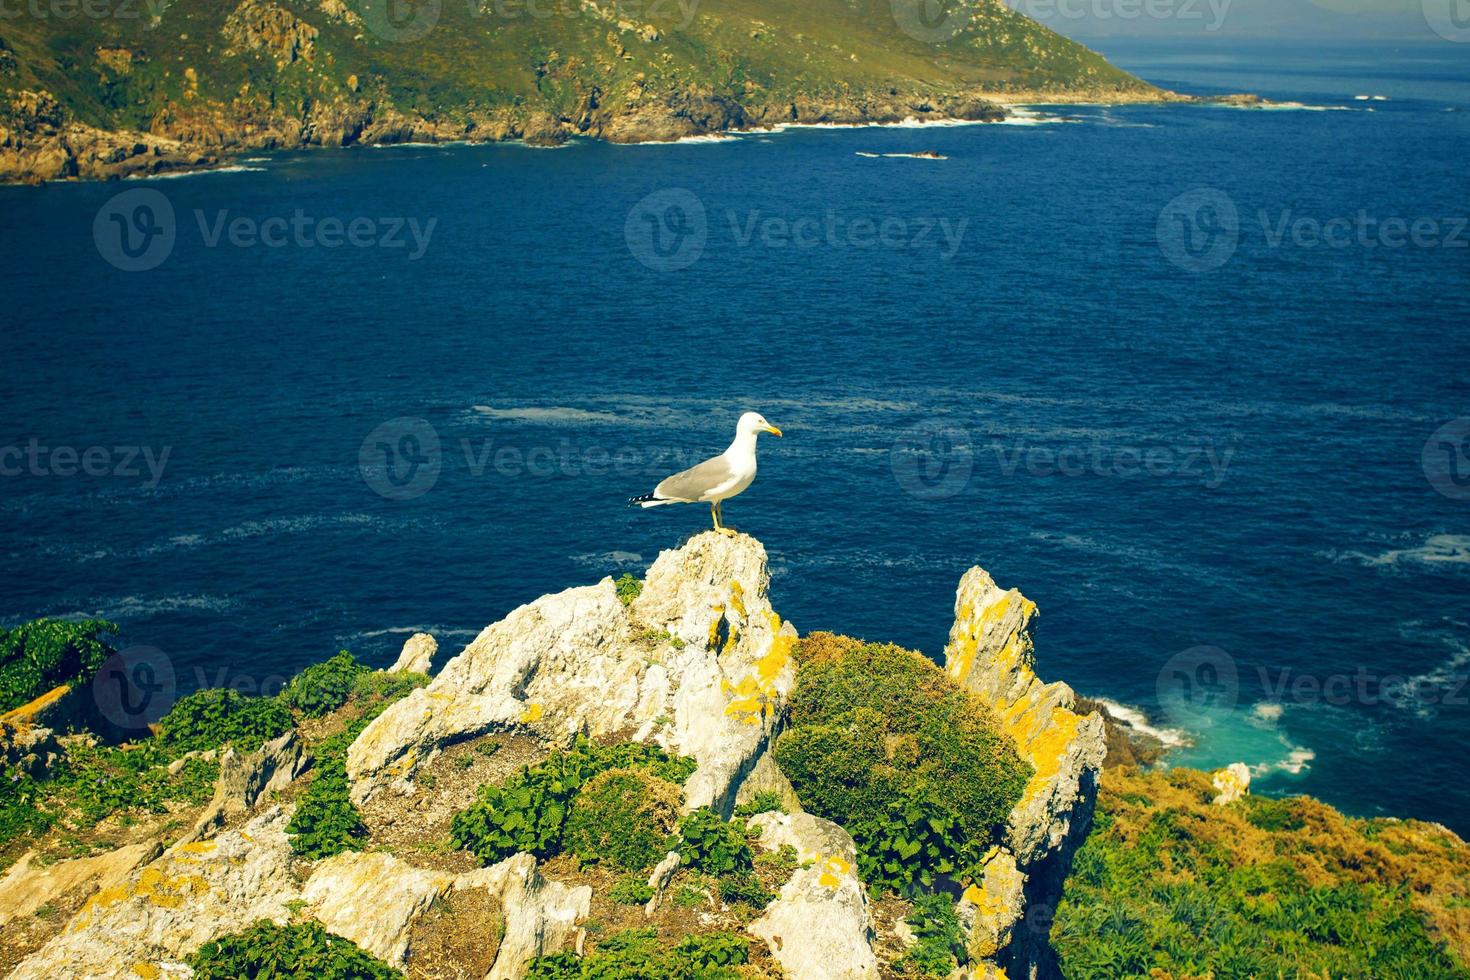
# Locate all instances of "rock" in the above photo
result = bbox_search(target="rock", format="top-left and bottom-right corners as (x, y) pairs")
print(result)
(456, 853), (590, 980)
(348, 531), (795, 818)
(8, 807), (300, 979)
(1212, 763), (1251, 805)
(221, 0), (319, 67)
(180, 730), (308, 843)
(304, 851), (455, 966)
(0, 841), (162, 928)
(387, 632), (437, 674)
(0, 718), (63, 779)
(959, 851), (1026, 961)
(643, 851), (681, 915)
(747, 812), (879, 980)
(943, 567), (1106, 978)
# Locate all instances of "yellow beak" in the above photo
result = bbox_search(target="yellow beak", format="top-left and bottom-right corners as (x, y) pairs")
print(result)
(764, 424), (783, 437)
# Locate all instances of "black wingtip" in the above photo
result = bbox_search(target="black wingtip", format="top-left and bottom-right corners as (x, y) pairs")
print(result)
(629, 493), (656, 507)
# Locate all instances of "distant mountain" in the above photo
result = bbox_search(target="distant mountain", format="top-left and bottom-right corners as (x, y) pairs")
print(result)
(0, 0), (1163, 182)
(1020, 0), (1438, 39)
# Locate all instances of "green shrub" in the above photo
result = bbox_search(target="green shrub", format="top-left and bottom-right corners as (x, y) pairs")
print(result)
(563, 768), (681, 871)
(351, 669), (431, 703)
(716, 871), (773, 908)
(524, 928), (747, 979)
(0, 618), (117, 712)
(157, 688), (294, 754)
(51, 741), (217, 825)
(607, 876), (655, 906)
(897, 892), (968, 978)
(1053, 768), (1469, 980)
(773, 634), (1030, 895)
(676, 808), (752, 876)
(288, 673), (428, 858)
(282, 650), (372, 718)
(732, 791), (785, 818)
(452, 737), (695, 866)
(614, 574), (642, 606)
(186, 920), (401, 979)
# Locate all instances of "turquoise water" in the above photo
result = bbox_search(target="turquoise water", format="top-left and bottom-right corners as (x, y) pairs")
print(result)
(2, 41), (1468, 831)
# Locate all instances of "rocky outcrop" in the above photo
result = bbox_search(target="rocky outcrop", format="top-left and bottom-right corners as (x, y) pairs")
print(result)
(388, 632), (438, 674)
(0, 841), (162, 929)
(301, 849), (587, 975)
(222, 0), (319, 67)
(179, 729), (309, 843)
(8, 807), (301, 980)
(0, 90), (217, 184)
(348, 531), (795, 816)
(1212, 763), (1251, 805)
(944, 567), (1106, 980)
(747, 812), (879, 980)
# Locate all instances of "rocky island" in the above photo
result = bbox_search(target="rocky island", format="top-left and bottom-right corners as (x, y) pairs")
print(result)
(1, 532), (1465, 979)
(0, 0), (1176, 183)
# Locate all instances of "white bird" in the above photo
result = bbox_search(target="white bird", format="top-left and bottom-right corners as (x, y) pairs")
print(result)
(630, 412), (782, 536)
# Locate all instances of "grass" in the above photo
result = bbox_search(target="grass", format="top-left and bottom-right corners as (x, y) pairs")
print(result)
(1053, 767), (1470, 979)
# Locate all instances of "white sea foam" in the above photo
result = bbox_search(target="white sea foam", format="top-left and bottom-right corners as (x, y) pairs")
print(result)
(472, 405), (629, 425)
(618, 133), (737, 146)
(1090, 697), (1192, 748)
(1329, 534), (1470, 571)
(131, 165), (267, 180)
(572, 550), (645, 568)
(50, 593), (240, 620)
(1255, 745), (1316, 777)
(1253, 702), (1284, 723)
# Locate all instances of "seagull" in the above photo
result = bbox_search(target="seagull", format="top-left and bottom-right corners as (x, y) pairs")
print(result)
(630, 412), (782, 536)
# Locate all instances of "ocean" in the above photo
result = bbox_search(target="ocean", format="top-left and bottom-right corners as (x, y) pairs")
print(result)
(3, 40), (1468, 833)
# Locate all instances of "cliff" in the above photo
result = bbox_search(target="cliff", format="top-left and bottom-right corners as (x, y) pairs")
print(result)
(0, 532), (1099, 978)
(0, 0), (1169, 182)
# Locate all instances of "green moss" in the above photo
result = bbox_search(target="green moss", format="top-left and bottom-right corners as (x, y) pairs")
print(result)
(0, 618), (117, 712)
(563, 768), (681, 871)
(187, 920), (401, 979)
(772, 634), (1030, 894)
(732, 792), (785, 818)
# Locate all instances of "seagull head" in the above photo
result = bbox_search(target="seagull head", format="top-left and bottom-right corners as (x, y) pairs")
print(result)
(738, 411), (782, 438)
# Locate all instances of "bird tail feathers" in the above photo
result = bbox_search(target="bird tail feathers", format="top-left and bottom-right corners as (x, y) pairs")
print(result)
(629, 493), (677, 508)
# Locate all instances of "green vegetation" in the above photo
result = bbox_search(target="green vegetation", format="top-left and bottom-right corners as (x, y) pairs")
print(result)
(187, 920), (401, 979)
(614, 574), (643, 607)
(1054, 767), (1470, 979)
(607, 876), (655, 906)
(897, 892), (968, 978)
(452, 736), (696, 867)
(525, 927), (749, 979)
(563, 768), (682, 871)
(0, 618), (117, 713)
(716, 870), (773, 909)
(676, 808), (753, 877)
(732, 792), (786, 818)
(281, 650), (373, 718)
(287, 673), (429, 858)
(773, 633), (1030, 895)
(157, 688), (294, 754)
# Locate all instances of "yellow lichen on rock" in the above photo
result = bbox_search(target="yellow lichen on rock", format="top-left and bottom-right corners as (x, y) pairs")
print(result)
(721, 612), (795, 726)
(518, 702), (544, 724)
(816, 853), (850, 889)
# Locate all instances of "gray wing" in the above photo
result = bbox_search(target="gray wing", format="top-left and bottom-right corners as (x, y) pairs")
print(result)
(653, 454), (736, 502)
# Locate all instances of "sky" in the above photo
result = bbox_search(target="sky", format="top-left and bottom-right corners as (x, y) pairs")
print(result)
(1012, 0), (1450, 40)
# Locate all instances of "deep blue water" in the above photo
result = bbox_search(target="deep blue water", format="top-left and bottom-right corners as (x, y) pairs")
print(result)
(3, 40), (1469, 832)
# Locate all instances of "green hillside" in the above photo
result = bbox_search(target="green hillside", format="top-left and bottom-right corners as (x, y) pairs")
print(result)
(0, 0), (1158, 177)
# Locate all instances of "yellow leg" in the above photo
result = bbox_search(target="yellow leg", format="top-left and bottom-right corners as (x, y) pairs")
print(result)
(712, 500), (735, 536)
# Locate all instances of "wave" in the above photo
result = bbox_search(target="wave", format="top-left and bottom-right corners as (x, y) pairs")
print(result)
(1326, 534), (1470, 572)
(571, 550), (646, 569)
(1088, 697), (1192, 748)
(617, 133), (738, 146)
(33, 593), (241, 621)
(471, 405), (633, 426)
(131, 165), (267, 181)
